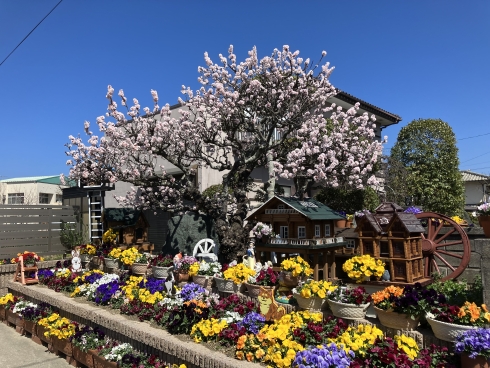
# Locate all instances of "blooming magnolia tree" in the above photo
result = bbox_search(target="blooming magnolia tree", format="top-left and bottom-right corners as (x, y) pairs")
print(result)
(64, 45), (382, 261)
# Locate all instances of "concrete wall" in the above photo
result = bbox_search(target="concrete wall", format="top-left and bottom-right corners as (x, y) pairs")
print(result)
(464, 181), (487, 207)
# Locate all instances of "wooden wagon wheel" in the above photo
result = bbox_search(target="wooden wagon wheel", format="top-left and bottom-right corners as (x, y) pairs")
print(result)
(415, 212), (471, 281)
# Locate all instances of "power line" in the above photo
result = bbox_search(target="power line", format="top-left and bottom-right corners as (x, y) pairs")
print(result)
(0, 0), (63, 67)
(460, 150), (490, 164)
(458, 132), (490, 141)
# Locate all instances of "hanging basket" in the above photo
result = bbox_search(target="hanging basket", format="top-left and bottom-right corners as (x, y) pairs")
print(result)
(244, 283), (275, 298)
(214, 277), (240, 293)
(131, 262), (148, 276)
(426, 317), (477, 342)
(328, 299), (370, 320)
(294, 293), (325, 311)
(374, 306), (420, 330)
(152, 266), (172, 279)
(192, 275), (211, 288)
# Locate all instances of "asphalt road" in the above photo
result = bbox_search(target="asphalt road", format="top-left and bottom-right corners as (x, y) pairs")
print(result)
(0, 322), (71, 368)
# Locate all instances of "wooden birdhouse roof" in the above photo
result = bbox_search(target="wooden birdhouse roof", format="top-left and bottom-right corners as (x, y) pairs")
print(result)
(388, 212), (425, 234)
(104, 208), (148, 228)
(356, 212), (384, 234)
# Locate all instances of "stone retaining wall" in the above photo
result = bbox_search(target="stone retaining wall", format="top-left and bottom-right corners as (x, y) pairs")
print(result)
(7, 281), (258, 368)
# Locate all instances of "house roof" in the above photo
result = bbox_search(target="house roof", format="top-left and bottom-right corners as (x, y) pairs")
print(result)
(0, 175), (64, 184)
(390, 212), (426, 233)
(247, 195), (345, 221)
(461, 170), (490, 182)
(104, 208), (145, 228)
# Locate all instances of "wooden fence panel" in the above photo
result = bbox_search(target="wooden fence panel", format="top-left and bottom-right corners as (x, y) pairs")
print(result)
(0, 205), (75, 258)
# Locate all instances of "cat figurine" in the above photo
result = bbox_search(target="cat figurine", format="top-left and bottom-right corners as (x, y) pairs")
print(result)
(257, 286), (286, 321)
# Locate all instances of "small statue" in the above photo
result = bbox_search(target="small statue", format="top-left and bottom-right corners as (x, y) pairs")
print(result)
(71, 248), (82, 272)
(243, 242), (256, 270)
(382, 269), (391, 281)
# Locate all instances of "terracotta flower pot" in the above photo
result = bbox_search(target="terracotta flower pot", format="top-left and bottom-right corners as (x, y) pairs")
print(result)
(173, 272), (190, 283)
(335, 219), (348, 228)
(73, 346), (95, 368)
(461, 353), (490, 368)
(479, 215), (490, 238)
(374, 306), (420, 330)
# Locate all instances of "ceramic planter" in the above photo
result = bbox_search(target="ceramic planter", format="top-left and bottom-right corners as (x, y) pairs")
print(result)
(427, 317), (477, 342)
(214, 277), (240, 293)
(131, 262), (148, 276)
(192, 274), (211, 288)
(328, 299), (370, 320)
(278, 271), (302, 287)
(152, 266), (172, 279)
(374, 306), (420, 330)
(294, 293), (325, 311)
(244, 283), (275, 298)
(103, 258), (118, 269)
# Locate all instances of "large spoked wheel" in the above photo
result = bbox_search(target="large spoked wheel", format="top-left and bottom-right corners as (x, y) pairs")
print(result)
(415, 212), (471, 281)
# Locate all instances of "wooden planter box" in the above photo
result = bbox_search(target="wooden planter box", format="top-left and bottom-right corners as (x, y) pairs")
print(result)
(0, 307), (6, 321)
(52, 337), (73, 357)
(89, 350), (118, 368)
(6, 309), (24, 333)
(35, 324), (52, 345)
(23, 320), (36, 335)
(73, 346), (95, 368)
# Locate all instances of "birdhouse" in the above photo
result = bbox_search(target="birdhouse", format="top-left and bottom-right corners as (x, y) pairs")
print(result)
(356, 203), (425, 283)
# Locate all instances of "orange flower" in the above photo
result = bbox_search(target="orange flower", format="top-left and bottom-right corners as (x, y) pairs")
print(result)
(482, 304), (488, 313)
(236, 351), (244, 360)
(457, 308), (466, 318)
(246, 352), (254, 361)
(237, 335), (247, 350)
(255, 349), (265, 359)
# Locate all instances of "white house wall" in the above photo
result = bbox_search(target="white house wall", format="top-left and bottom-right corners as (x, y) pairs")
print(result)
(464, 181), (487, 207)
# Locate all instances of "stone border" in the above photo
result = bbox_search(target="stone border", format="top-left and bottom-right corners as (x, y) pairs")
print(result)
(7, 280), (258, 368)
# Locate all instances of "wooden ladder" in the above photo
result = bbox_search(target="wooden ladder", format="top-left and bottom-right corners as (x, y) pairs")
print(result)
(13, 255), (39, 285)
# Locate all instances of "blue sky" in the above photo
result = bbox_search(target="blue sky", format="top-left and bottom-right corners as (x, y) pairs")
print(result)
(0, 1), (489, 179)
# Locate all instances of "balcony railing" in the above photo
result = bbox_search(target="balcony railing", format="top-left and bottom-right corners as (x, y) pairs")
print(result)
(267, 237), (344, 246)
(264, 209), (298, 214)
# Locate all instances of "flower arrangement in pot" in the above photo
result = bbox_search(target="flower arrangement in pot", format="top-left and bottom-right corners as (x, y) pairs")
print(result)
(191, 260), (222, 288)
(327, 285), (372, 320)
(151, 254), (174, 279)
(251, 222), (273, 239)
(131, 252), (151, 276)
(216, 261), (256, 293)
(477, 203), (490, 237)
(102, 228), (117, 245)
(293, 280), (337, 311)
(279, 256), (313, 287)
(173, 255), (198, 283)
(11, 251), (43, 267)
(342, 255), (385, 283)
(79, 244), (97, 263)
(38, 313), (77, 356)
(70, 325), (107, 368)
(426, 301), (490, 342)
(372, 283), (445, 330)
(245, 262), (278, 298)
(18, 302), (54, 336)
(104, 248), (121, 269)
(455, 327), (490, 367)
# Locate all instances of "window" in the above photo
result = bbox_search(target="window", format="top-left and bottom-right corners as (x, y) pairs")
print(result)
(325, 224), (331, 237)
(280, 226), (288, 238)
(314, 225), (321, 237)
(56, 195), (63, 203)
(298, 226), (306, 238)
(346, 239), (355, 249)
(277, 204), (285, 209)
(8, 193), (24, 204)
(39, 193), (49, 204)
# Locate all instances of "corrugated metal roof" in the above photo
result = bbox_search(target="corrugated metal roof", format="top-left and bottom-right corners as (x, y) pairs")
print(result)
(461, 170), (490, 182)
(0, 175), (61, 183)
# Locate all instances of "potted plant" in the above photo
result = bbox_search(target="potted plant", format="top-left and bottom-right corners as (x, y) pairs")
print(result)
(191, 260), (222, 288)
(245, 263), (278, 298)
(79, 244), (97, 263)
(0, 293), (16, 321)
(218, 262), (256, 293)
(342, 255), (385, 283)
(11, 251), (43, 267)
(372, 283), (443, 330)
(71, 325), (106, 368)
(279, 256), (313, 287)
(327, 285), (372, 320)
(104, 248), (121, 269)
(151, 254), (174, 279)
(18, 302), (54, 337)
(477, 203), (490, 237)
(173, 255), (198, 283)
(251, 222), (273, 241)
(37, 313), (77, 357)
(427, 301), (490, 342)
(455, 327), (490, 368)
(131, 252), (151, 275)
(293, 280), (337, 311)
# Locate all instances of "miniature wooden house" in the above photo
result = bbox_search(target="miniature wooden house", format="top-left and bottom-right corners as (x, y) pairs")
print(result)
(247, 196), (345, 245)
(356, 202), (425, 283)
(104, 208), (149, 245)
